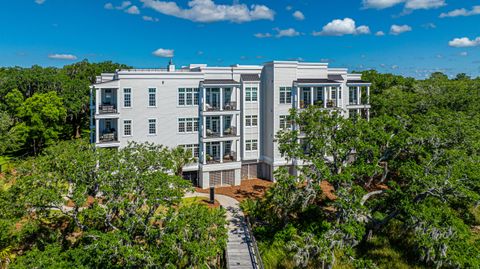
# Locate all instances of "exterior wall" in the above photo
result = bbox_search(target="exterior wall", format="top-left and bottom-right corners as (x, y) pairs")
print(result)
(92, 61), (370, 187)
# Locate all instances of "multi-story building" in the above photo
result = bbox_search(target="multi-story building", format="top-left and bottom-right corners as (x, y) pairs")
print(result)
(90, 61), (370, 188)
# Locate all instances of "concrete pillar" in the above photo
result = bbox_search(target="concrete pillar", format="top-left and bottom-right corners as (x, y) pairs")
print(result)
(220, 116), (224, 137)
(220, 87), (223, 111)
(220, 142), (224, 163)
(96, 88), (101, 113)
(357, 86), (361, 105)
(310, 87), (314, 106)
(95, 119), (100, 143)
(323, 87), (327, 108)
(203, 143), (207, 165)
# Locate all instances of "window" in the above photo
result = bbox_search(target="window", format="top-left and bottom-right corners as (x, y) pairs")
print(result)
(178, 88), (199, 106)
(349, 87), (358, 104)
(123, 120), (132, 136)
(181, 144), (199, 159)
(338, 89), (342, 99)
(148, 119), (156, 135)
(245, 87), (258, 102)
(246, 139), (258, 151)
(148, 88), (156, 107)
(279, 87), (292, 104)
(331, 87), (337, 99)
(279, 115), (290, 129)
(178, 118), (199, 133)
(245, 115), (258, 127)
(123, 88), (131, 107)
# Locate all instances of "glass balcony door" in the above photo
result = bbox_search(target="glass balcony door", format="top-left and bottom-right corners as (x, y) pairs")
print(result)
(206, 88), (220, 110)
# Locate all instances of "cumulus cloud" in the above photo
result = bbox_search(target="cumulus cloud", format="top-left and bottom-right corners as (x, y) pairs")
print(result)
(142, 15), (159, 21)
(117, 1), (132, 10)
(48, 54), (77, 60)
(140, 0), (275, 23)
(448, 37), (480, 47)
(274, 28), (300, 37)
(35, 0), (46, 4)
(390, 24), (412, 35)
(440, 6), (480, 18)
(422, 22), (436, 29)
(460, 51), (468, 56)
(363, 0), (445, 10)
(362, 0), (404, 9)
(293, 10), (305, 20)
(152, 48), (174, 57)
(375, 31), (385, 36)
(254, 28), (300, 38)
(312, 18), (370, 36)
(254, 32), (272, 38)
(104, 3), (114, 9)
(125, 5), (140, 14)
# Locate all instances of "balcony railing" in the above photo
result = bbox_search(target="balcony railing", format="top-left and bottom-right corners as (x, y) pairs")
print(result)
(206, 155), (221, 164)
(223, 101), (237, 111)
(223, 151), (237, 163)
(206, 129), (221, 137)
(99, 104), (117, 114)
(223, 126), (237, 137)
(99, 132), (118, 143)
(205, 103), (220, 111)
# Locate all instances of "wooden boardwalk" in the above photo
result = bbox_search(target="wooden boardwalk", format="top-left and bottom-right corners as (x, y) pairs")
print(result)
(185, 192), (260, 269)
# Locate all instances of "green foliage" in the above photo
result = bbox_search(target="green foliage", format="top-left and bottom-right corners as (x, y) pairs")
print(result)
(0, 60), (131, 156)
(0, 141), (227, 268)
(246, 71), (480, 268)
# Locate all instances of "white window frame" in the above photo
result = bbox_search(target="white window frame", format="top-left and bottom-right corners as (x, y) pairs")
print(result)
(181, 144), (199, 159)
(279, 115), (290, 129)
(123, 88), (131, 108)
(123, 119), (132, 136)
(245, 139), (258, 152)
(245, 115), (258, 127)
(178, 117), (199, 134)
(245, 87), (258, 102)
(148, 88), (157, 107)
(148, 118), (157, 135)
(178, 88), (199, 107)
(279, 87), (292, 104)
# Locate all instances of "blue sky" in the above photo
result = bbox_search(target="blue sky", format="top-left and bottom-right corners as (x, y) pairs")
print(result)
(1, 0), (479, 78)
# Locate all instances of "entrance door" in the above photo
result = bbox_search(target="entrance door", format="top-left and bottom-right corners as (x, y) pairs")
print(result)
(211, 117), (220, 133)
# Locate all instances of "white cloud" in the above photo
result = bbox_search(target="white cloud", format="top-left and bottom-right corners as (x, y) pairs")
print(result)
(117, 1), (132, 10)
(142, 15), (159, 21)
(448, 37), (480, 47)
(440, 6), (480, 18)
(48, 54), (77, 60)
(35, 0), (46, 4)
(422, 22), (436, 29)
(275, 28), (300, 38)
(391, 65), (399, 69)
(405, 0), (445, 10)
(363, 0), (445, 10)
(375, 31), (385, 36)
(152, 48), (174, 57)
(362, 0), (404, 9)
(254, 32), (272, 38)
(312, 18), (370, 36)
(293, 10), (305, 20)
(125, 5), (140, 14)
(140, 0), (275, 23)
(390, 24), (412, 35)
(286, 5), (293, 11)
(460, 51), (468, 56)
(104, 3), (114, 9)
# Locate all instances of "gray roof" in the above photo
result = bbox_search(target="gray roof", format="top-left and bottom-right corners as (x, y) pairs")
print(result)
(346, 80), (370, 84)
(294, 78), (341, 84)
(240, 74), (260, 81)
(328, 74), (344, 81)
(203, 79), (240, 85)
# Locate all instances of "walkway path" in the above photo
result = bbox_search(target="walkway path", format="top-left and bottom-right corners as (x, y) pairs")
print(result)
(185, 192), (259, 269)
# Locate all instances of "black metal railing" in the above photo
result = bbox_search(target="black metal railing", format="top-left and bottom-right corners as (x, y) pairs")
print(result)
(244, 216), (264, 269)
(223, 151), (237, 163)
(99, 104), (117, 114)
(223, 126), (237, 136)
(99, 132), (118, 143)
(223, 101), (237, 110)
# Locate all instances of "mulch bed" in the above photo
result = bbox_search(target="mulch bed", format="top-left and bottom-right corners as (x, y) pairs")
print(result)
(196, 178), (273, 202)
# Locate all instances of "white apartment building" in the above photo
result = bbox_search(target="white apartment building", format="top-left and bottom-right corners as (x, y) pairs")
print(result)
(91, 61), (371, 188)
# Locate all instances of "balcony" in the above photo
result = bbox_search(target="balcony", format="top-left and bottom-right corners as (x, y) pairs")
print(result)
(204, 141), (238, 165)
(203, 87), (239, 112)
(223, 151), (237, 163)
(223, 126), (237, 137)
(99, 132), (118, 143)
(99, 104), (117, 114)
(223, 101), (237, 111)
